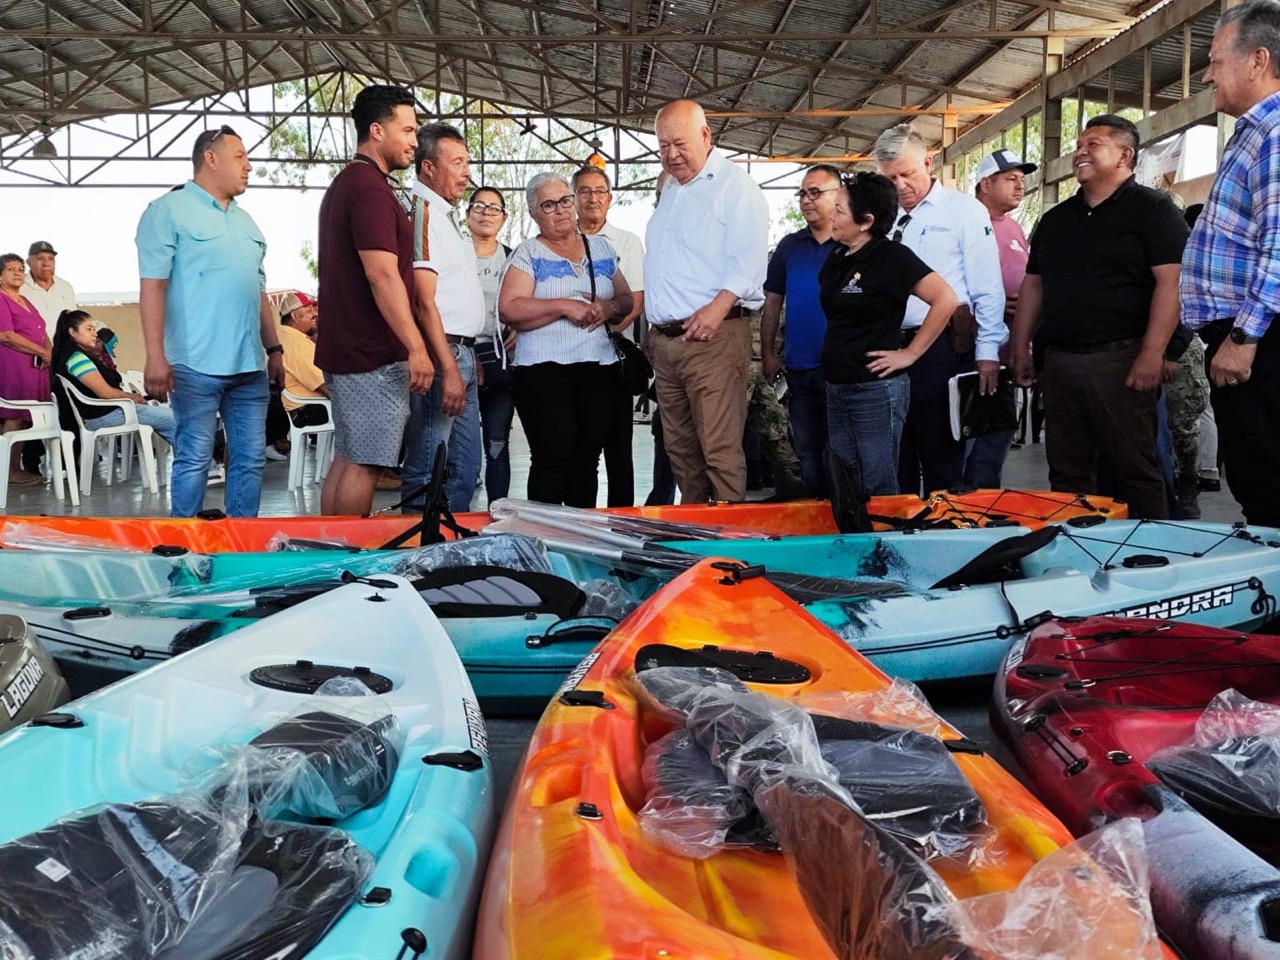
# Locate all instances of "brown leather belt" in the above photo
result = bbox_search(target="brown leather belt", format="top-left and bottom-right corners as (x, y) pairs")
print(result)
(652, 305), (749, 337)
(445, 334), (476, 346)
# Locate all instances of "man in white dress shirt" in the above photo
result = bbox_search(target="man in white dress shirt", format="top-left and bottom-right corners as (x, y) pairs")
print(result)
(874, 123), (1007, 496)
(21, 240), (77, 338)
(644, 99), (770, 503)
(575, 164), (646, 506)
(402, 122), (480, 514)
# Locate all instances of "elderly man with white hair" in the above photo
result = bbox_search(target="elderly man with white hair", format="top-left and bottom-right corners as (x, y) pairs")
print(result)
(644, 99), (770, 503)
(874, 122), (1006, 496)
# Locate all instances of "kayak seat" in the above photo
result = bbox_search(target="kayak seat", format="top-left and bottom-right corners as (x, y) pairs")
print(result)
(764, 571), (908, 604)
(411, 564), (585, 619)
(248, 710), (401, 819)
(930, 525), (1061, 590)
(1147, 735), (1280, 826)
(0, 799), (244, 958)
(153, 822), (370, 960)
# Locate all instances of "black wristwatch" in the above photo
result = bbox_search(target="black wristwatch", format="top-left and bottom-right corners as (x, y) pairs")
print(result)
(1228, 327), (1260, 346)
(266, 343), (284, 356)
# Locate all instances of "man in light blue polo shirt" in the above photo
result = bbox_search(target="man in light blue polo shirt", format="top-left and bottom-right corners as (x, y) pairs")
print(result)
(136, 125), (283, 517)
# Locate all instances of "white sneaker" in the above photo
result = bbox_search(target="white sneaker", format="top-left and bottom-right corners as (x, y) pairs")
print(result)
(264, 445), (288, 461)
(207, 463), (226, 486)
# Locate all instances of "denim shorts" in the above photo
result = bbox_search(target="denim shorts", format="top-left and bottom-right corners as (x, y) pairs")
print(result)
(324, 361), (410, 467)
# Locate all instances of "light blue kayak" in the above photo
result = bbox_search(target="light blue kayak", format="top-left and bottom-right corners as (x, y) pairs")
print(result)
(0, 576), (493, 959)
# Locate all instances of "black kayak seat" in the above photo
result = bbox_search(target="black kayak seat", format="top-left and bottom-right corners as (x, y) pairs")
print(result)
(930, 525), (1061, 590)
(410, 565), (585, 619)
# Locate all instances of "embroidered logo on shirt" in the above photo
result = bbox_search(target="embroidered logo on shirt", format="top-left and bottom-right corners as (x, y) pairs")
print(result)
(841, 272), (864, 294)
(984, 226), (992, 235)
(1010, 238), (1026, 253)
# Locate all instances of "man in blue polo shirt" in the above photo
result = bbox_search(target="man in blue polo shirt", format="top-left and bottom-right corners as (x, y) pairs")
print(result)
(136, 126), (283, 518)
(761, 163), (840, 497)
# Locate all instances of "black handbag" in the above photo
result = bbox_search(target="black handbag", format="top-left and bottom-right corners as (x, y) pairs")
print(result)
(584, 235), (651, 395)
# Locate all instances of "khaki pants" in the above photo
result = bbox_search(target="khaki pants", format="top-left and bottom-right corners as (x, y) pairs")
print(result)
(647, 318), (751, 502)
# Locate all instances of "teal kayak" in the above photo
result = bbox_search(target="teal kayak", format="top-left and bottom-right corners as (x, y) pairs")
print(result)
(0, 576), (493, 959)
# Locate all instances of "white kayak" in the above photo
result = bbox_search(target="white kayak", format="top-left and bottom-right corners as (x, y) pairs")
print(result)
(0, 576), (494, 960)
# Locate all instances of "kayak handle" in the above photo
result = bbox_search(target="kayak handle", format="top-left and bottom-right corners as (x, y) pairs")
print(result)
(526, 617), (616, 649)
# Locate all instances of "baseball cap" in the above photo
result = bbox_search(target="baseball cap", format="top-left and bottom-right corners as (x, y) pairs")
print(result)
(278, 291), (315, 317)
(28, 240), (57, 257)
(976, 149), (1037, 181)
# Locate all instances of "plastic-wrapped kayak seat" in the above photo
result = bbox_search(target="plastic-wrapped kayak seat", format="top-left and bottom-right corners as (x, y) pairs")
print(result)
(0, 613), (69, 734)
(994, 615), (1280, 960)
(475, 558), (1173, 960)
(0, 578), (494, 960)
(410, 564), (585, 619)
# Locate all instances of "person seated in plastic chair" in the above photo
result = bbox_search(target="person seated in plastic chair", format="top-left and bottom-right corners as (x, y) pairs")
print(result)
(50, 309), (176, 446)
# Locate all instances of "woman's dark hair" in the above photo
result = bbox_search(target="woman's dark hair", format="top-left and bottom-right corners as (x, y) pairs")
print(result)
(352, 84), (416, 142)
(840, 171), (900, 239)
(0, 253), (22, 270)
(469, 185), (506, 212)
(50, 308), (94, 381)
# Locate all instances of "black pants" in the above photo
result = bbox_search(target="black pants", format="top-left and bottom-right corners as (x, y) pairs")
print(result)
(898, 333), (971, 496)
(1202, 318), (1280, 527)
(603, 376), (635, 507)
(513, 361), (617, 507)
(288, 404), (329, 427)
(1040, 344), (1167, 519)
(266, 387), (291, 444)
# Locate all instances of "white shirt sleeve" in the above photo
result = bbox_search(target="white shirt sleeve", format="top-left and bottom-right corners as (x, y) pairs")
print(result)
(717, 172), (770, 303)
(959, 197), (1009, 362)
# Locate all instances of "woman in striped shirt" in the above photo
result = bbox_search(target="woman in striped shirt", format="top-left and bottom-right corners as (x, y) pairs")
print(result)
(499, 171), (634, 507)
(51, 309), (176, 445)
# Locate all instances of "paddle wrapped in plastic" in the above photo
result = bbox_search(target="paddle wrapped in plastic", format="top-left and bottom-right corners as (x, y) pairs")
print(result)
(190, 677), (405, 821)
(949, 818), (1162, 960)
(1147, 687), (1280, 821)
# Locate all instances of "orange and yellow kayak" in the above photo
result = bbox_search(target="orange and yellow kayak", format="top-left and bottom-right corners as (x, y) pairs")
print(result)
(0, 490), (1124, 553)
(473, 557), (1164, 960)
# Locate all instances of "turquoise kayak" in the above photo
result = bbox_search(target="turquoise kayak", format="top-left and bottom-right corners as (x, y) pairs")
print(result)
(6, 520), (1280, 695)
(0, 576), (493, 959)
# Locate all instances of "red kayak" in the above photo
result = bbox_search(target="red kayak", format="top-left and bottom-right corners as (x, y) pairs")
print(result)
(994, 615), (1280, 960)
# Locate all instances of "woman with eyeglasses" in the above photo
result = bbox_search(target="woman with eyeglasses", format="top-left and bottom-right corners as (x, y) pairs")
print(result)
(466, 185), (516, 502)
(498, 171), (635, 506)
(0, 253), (53, 487)
(820, 172), (957, 495)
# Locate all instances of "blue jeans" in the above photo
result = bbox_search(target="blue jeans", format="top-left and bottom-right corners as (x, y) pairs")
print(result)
(86, 404), (178, 447)
(476, 345), (514, 503)
(826, 376), (910, 497)
(402, 343), (481, 514)
(964, 429), (1015, 489)
(169, 365), (268, 517)
(784, 366), (828, 497)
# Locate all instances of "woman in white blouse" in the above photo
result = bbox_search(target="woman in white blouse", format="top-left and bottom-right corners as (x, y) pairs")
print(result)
(499, 171), (634, 506)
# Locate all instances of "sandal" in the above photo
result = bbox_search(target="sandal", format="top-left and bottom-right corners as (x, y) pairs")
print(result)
(8, 470), (41, 486)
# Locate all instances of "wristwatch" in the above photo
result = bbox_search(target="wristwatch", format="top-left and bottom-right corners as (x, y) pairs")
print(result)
(1228, 327), (1260, 346)
(266, 344), (284, 356)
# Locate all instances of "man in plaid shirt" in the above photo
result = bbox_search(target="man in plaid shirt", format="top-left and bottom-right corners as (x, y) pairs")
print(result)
(1182, 0), (1280, 526)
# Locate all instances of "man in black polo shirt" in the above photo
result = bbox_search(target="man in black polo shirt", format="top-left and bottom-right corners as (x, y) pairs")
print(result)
(1010, 114), (1188, 519)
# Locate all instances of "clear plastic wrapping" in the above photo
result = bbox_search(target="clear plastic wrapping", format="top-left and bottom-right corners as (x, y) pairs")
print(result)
(396, 532), (552, 576)
(949, 818), (1162, 960)
(1146, 687), (1280, 820)
(0, 521), (147, 552)
(191, 678), (405, 821)
(578, 577), (641, 621)
(264, 532), (358, 552)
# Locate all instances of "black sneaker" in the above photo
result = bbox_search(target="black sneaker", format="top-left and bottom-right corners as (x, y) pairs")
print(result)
(1198, 477), (1222, 493)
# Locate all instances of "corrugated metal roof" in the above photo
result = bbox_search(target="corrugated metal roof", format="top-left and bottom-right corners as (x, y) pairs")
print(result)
(0, 0), (1206, 159)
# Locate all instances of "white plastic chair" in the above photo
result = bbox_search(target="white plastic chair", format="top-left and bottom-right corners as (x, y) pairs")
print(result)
(56, 375), (160, 496)
(282, 390), (335, 489)
(0, 396), (78, 509)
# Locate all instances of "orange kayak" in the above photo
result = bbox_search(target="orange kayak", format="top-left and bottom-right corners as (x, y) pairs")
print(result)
(473, 557), (1166, 960)
(0, 490), (1124, 553)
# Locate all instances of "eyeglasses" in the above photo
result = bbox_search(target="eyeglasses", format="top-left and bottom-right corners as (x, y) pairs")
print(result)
(891, 213), (913, 243)
(194, 125), (238, 154)
(795, 186), (838, 201)
(538, 195), (577, 213)
(468, 201), (505, 215)
(576, 187), (611, 198)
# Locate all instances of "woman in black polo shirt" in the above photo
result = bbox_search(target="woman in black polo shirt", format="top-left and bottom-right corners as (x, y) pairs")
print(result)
(820, 172), (957, 495)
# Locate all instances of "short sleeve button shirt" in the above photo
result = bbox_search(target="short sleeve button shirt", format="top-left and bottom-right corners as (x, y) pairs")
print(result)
(135, 181), (267, 375)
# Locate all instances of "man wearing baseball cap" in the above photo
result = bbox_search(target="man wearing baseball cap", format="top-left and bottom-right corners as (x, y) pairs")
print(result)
(21, 240), (77, 339)
(277, 291), (326, 422)
(964, 149), (1037, 487)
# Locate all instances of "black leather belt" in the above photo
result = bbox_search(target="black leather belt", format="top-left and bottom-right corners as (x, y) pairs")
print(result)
(653, 306), (750, 337)
(445, 334), (476, 346)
